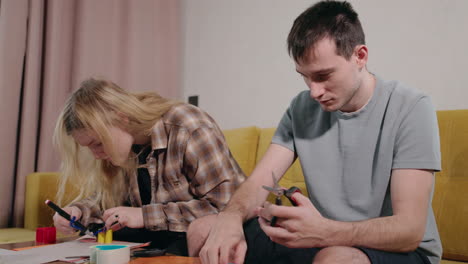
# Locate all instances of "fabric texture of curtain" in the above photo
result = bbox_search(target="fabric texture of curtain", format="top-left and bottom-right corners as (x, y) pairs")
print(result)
(0, 0), (181, 228)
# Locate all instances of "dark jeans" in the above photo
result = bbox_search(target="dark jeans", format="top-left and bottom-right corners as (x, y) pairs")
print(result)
(243, 218), (431, 264)
(114, 227), (188, 256)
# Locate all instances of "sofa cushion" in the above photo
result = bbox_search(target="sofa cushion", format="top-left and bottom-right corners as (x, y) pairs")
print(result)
(0, 228), (36, 244)
(0, 227), (73, 244)
(433, 110), (468, 261)
(441, 260), (467, 264)
(223, 126), (260, 177)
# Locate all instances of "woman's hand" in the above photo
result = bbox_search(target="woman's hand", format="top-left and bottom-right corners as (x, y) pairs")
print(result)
(53, 206), (82, 235)
(102, 207), (144, 231)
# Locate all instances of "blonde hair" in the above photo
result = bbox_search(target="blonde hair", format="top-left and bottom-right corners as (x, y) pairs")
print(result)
(54, 78), (181, 209)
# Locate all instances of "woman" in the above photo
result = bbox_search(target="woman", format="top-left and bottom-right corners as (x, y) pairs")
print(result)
(52, 78), (245, 255)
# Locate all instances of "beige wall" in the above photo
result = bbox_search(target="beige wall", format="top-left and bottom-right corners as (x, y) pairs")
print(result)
(182, 0), (468, 129)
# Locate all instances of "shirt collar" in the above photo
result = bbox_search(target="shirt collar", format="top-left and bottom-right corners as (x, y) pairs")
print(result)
(150, 118), (168, 150)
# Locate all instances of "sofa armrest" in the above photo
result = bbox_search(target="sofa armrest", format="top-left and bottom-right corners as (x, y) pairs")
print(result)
(24, 172), (61, 230)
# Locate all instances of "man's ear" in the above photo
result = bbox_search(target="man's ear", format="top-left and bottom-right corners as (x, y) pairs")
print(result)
(354, 45), (369, 69)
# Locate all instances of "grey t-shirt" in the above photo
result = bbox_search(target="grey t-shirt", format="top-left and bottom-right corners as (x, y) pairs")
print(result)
(273, 76), (442, 263)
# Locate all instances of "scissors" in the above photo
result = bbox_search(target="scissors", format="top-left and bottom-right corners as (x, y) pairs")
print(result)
(262, 172), (301, 226)
(70, 217), (106, 236)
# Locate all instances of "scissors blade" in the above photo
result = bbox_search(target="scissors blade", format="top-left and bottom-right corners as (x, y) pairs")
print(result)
(262, 185), (283, 196)
(84, 230), (95, 237)
(272, 172), (279, 189)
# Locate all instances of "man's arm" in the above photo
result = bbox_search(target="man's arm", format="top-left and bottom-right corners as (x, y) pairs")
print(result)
(258, 168), (434, 252)
(198, 143), (295, 264)
(348, 168), (433, 251)
(224, 143), (296, 220)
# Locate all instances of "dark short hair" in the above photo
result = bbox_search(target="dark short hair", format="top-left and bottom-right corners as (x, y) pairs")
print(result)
(287, 0), (365, 62)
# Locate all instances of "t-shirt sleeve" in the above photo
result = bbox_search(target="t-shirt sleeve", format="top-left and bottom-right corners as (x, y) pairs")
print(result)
(272, 97), (297, 153)
(392, 96), (441, 171)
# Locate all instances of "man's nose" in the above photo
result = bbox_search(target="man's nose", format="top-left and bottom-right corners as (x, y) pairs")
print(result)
(309, 82), (325, 100)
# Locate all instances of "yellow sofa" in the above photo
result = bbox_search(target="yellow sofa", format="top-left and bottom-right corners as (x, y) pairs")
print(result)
(0, 173), (77, 244)
(1, 110), (467, 263)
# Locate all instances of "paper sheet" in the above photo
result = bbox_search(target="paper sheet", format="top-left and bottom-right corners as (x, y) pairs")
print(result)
(0, 248), (19, 254)
(0, 235), (143, 264)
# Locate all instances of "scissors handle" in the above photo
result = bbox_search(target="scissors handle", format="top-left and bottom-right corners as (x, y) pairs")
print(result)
(269, 186), (302, 226)
(284, 186), (301, 206)
(270, 196), (282, 226)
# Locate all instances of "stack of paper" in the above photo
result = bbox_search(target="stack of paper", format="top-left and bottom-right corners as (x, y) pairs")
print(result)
(0, 236), (143, 264)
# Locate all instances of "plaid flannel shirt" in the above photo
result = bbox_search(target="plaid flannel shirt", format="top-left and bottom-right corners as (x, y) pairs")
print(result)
(72, 104), (245, 232)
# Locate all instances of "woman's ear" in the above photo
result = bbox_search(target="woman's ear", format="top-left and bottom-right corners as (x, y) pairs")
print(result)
(116, 112), (130, 125)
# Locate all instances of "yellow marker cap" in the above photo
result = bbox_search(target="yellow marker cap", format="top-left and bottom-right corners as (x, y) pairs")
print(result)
(97, 232), (105, 243)
(105, 229), (113, 244)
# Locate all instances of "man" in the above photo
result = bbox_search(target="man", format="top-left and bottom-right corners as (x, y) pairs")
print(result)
(188, 1), (441, 264)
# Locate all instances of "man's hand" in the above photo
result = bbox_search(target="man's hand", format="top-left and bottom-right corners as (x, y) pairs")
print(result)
(199, 212), (247, 264)
(53, 206), (82, 235)
(103, 206), (144, 231)
(257, 192), (330, 248)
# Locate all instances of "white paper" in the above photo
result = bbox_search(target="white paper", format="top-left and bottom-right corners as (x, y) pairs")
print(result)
(0, 248), (19, 254)
(0, 235), (143, 264)
(0, 248), (16, 256)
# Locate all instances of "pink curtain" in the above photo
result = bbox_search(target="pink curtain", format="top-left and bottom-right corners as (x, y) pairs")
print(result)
(0, 0), (181, 228)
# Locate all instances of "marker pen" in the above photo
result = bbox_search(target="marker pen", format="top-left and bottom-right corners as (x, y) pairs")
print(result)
(45, 199), (86, 230)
